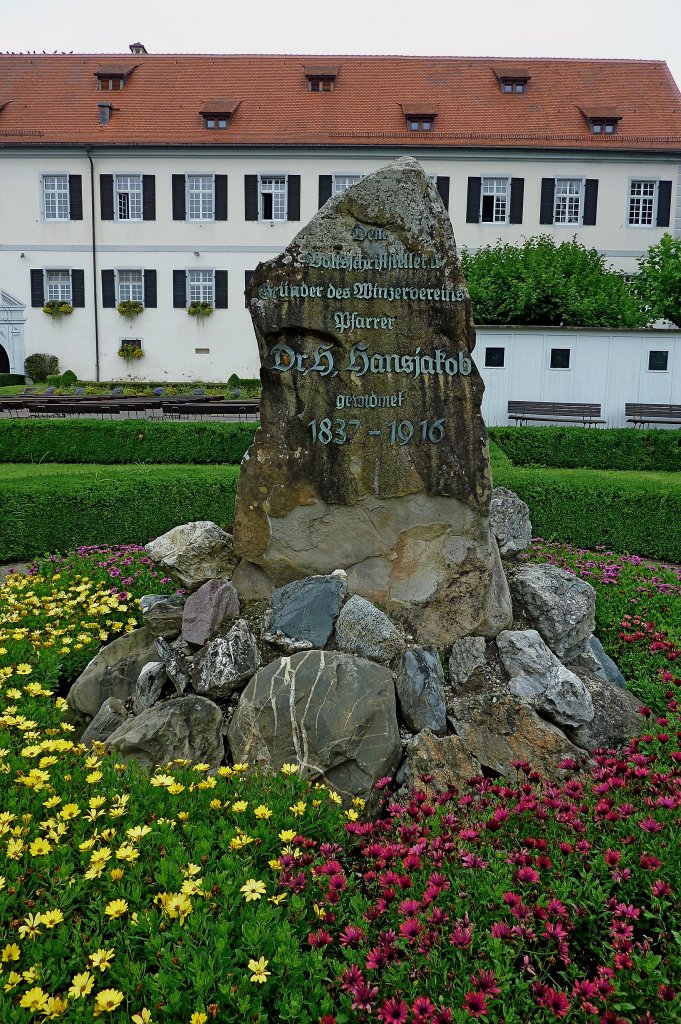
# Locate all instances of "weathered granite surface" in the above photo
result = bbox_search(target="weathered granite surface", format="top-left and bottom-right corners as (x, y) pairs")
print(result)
(497, 629), (594, 728)
(265, 572), (346, 648)
(490, 486), (532, 556)
(509, 563), (595, 663)
(182, 579), (240, 646)
(192, 620), (262, 697)
(139, 594), (186, 640)
(233, 156), (511, 645)
(394, 646), (447, 735)
(106, 696), (224, 771)
(334, 594), (405, 665)
(146, 521), (235, 591)
(67, 626), (159, 723)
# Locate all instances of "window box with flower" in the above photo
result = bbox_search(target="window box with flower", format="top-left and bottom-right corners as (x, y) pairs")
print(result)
(42, 300), (73, 322)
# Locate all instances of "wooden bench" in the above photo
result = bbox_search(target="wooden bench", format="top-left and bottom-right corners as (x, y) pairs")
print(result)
(508, 401), (605, 426)
(162, 401), (259, 420)
(625, 403), (681, 427)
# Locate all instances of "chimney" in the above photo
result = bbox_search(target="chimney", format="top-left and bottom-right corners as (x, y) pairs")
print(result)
(129, 42), (148, 55)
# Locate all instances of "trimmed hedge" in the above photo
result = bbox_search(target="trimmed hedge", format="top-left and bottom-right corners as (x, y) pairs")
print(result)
(0, 373), (25, 386)
(491, 461), (681, 562)
(490, 426), (681, 472)
(0, 464), (240, 561)
(0, 420), (258, 465)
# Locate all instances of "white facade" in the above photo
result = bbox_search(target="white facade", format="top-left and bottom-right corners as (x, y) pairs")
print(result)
(478, 327), (681, 427)
(0, 145), (680, 380)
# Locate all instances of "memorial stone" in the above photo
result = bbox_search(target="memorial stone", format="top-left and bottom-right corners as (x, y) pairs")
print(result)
(234, 157), (511, 645)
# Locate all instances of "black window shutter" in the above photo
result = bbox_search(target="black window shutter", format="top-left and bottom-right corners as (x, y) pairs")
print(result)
(214, 270), (228, 309)
(173, 270), (187, 308)
(466, 178), (481, 223)
(436, 176), (450, 210)
(318, 175), (332, 208)
(100, 175), (114, 220)
(30, 269), (44, 307)
(172, 175), (186, 220)
(509, 178), (524, 224)
(215, 175), (228, 221)
(71, 269), (85, 308)
(244, 176), (259, 220)
(244, 270), (254, 307)
(143, 269), (157, 308)
(583, 179), (599, 225)
(101, 269), (116, 308)
(69, 175), (83, 220)
(142, 176), (156, 221)
(540, 178), (556, 224)
(287, 175), (301, 221)
(656, 180), (672, 227)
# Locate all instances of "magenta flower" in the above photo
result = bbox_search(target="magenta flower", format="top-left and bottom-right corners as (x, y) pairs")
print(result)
(463, 991), (489, 1017)
(376, 998), (409, 1023)
(411, 995), (437, 1022)
(515, 866), (540, 884)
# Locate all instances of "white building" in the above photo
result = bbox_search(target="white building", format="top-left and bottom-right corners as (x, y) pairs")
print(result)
(1, 50), (680, 384)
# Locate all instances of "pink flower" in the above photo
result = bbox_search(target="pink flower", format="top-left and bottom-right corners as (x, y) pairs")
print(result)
(463, 991), (489, 1017)
(470, 970), (501, 996)
(339, 925), (363, 947)
(399, 917), (423, 942)
(376, 998), (409, 1023)
(651, 880), (672, 898)
(515, 866), (540, 884)
(350, 982), (378, 1012)
(411, 996), (437, 1023)
(308, 929), (333, 948)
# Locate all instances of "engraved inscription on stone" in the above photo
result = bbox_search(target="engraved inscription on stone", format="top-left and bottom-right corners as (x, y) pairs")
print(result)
(233, 157), (512, 646)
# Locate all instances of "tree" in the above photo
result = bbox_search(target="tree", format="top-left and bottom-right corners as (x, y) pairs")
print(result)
(459, 235), (648, 329)
(633, 233), (681, 328)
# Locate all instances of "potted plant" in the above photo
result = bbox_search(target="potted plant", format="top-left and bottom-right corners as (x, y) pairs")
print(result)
(42, 300), (73, 322)
(117, 342), (145, 363)
(187, 301), (213, 319)
(117, 300), (144, 325)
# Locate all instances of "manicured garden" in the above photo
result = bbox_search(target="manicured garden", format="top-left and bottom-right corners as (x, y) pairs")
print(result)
(0, 539), (679, 1023)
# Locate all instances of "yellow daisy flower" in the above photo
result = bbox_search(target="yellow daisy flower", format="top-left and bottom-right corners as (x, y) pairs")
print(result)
(247, 956), (271, 984)
(104, 899), (128, 919)
(68, 972), (95, 999)
(93, 988), (124, 1014)
(240, 878), (266, 902)
(19, 986), (48, 1011)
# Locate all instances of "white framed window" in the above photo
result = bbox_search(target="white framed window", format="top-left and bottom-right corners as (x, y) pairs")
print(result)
(628, 180), (657, 226)
(333, 174), (361, 194)
(187, 175), (215, 221)
(188, 269), (214, 304)
(116, 269), (144, 304)
(554, 179), (583, 224)
(115, 175), (142, 221)
(42, 174), (69, 221)
(481, 177), (510, 223)
(45, 270), (72, 302)
(259, 176), (287, 221)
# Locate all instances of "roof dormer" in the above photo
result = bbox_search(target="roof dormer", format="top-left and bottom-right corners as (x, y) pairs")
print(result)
(129, 42), (148, 55)
(492, 66), (532, 93)
(94, 64), (137, 91)
(304, 64), (339, 92)
(200, 98), (241, 130)
(401, 102), (438, 131)
(579, 106), (622, 134)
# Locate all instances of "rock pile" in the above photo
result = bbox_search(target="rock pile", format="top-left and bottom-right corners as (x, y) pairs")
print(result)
(67, 504), (643, 807)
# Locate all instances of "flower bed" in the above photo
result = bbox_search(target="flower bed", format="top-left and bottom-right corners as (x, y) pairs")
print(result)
(0, 544), (679, 1023)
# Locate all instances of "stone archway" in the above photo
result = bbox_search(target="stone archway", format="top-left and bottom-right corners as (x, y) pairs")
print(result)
(0, 290), (26, 375)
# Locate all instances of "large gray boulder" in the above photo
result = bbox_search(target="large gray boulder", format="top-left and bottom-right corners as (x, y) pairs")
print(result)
(394, 647), (447, 735)
(496, 629), (594, 728)
(396, 729), (482, 796)
(67, 626), (159, 722)
(156, 637), (191, 695)
(265, 572), (347, 649)
(139, 594), (186, 640)
(448, 688), (586, 779)
(181, 579), (240, 646)
(228, 650), (401, 807)
(193, 619), (261, 697)
(106, 695), (225, 771)
(448, 636), (487, 693)
(80, 697), (128, 746)
(565, 673), (644, 753)
(146, 521), (235, 592)
(334, 595), (405, 665)
(509, 563), (595, 662)
(490, 487), (532, 556)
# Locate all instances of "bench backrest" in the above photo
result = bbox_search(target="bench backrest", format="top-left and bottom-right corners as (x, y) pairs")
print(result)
(508, 401), (601, 416)
(625, 403), (681, 416)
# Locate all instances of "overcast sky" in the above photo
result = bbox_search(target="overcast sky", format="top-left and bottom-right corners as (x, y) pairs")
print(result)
(4, 0), (681, 89)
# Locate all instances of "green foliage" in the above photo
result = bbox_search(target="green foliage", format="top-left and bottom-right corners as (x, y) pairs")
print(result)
(187, 301), (214, 318)
(460, 235), (648, 328)
(0, 373), (25, 386)
(634, 232), (681, 327)
(491, 461), (681, 561)
(0, 463), (240, 559)
(24, 353), (59, 382)
(59, 369), (78, 386)
(117, 342), (145, 362)
(41, 300), (73, 320)
(117, 299), (144, 323)
(0, 419), (257, 465)
(490, 426), (681, 472)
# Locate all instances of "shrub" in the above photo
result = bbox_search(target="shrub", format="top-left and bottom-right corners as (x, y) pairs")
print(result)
(460, 235), (648, 328)
(633, 232), (681, 328)
(0, 373), (25, 386)
(60, 369), (78, 386)
(24, 353), (59, 382)
(227, 373), (241, 386)
(0, 420), (257, 465)
(0, 464), (240, 560)
(491, 462), (681, 561)
(490, 426), (681, 472)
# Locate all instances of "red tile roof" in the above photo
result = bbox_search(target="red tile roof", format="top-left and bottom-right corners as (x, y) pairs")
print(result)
(0, 53), (680, 151)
